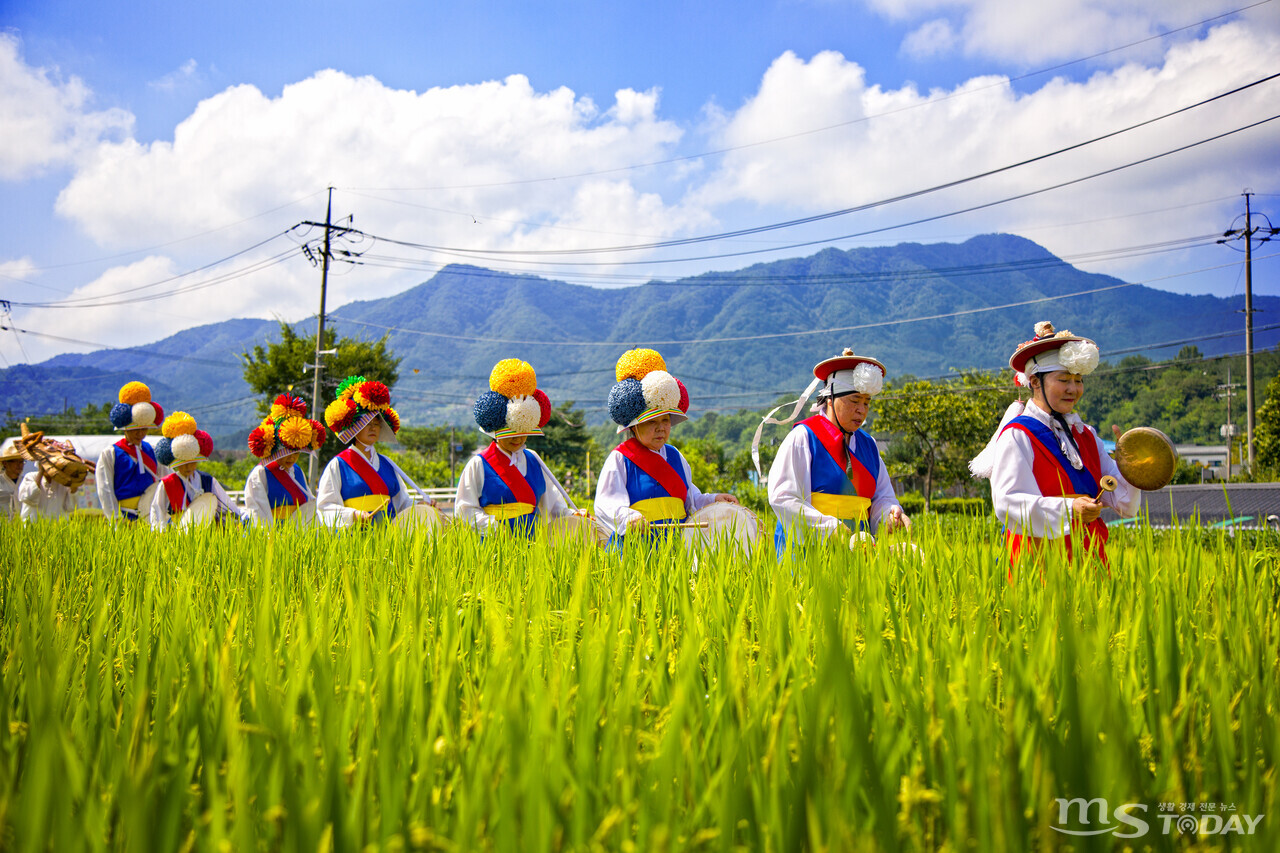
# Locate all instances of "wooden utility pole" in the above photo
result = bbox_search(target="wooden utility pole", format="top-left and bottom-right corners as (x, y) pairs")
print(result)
(308, 187), (335, 485)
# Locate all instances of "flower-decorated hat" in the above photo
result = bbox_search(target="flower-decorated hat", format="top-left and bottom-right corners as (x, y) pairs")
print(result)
(812, 347), (886, 399)
(607, 348), (690, 434)
(156, 412), (213, 467)
(473, 359), (553, 438)
(1009, 321), (1099, 384)
(324, 376), (400, 444)
(248, 393), (327, 465)
(108, 381), (165, 432)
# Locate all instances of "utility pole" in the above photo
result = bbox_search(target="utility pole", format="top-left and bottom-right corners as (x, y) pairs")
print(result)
(308, 187), (335, 485)
(1218, 190), (1279, 472)
(1218, 366), (1240, 480)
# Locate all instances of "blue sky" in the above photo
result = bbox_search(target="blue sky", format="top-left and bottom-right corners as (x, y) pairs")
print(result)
(2, 0), (1279, 364)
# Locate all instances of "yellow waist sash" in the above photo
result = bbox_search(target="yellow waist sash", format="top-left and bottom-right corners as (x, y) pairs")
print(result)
(345, 495), (390, 513)
(272, 504), (299, 521)
(811, 492), (871, 520)
(632, 496), (686, 522)
(119, 496), (141, 510)
(484, 502), (535, 519)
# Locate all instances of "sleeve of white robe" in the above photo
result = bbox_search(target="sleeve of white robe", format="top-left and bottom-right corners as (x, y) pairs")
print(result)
(593, 450), (645, 534)
(452, 454), (492, 531)
(990, 429), (1073, 538)
(315, 458), (357, 528)
(96, 447), (119, 518)
(243, 467), (273, 528)
(768, 426), (840, 537)
(529, 449), (574, 520)
(17, 473), (40, 522)
(149, 483), (171, 530)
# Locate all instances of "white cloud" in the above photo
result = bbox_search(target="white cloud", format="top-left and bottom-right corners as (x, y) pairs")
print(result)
(901, 19), (957, 59)
(694, 22), (1280, 276)
(148, 59), (200, 93)
(863, 0), (1278, 65)
(0, 34), (133, 180)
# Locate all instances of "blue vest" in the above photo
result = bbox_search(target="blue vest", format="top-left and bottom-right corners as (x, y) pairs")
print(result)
(265, 464), (310, 508)
(479, 449), (547, 537)
(775, 427), (882, 557)
(113, 442), (158, 502)
(336, 452), (401, 520)
(612, 445), (692, 549)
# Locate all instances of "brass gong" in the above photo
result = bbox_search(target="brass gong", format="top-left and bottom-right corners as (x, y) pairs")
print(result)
(1113, 427), (1178, 491)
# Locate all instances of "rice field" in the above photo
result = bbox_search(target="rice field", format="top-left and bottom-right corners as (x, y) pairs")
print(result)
(0, 517), (1276, 851)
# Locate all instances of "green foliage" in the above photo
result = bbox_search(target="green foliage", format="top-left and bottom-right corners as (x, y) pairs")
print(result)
(197, 453), (260, 488)
(1, 519), (1276, 850)
(896, 493), (987, 515)
(530, 401), (598, 493)
(1257, 372), (1280, 476)
(393, 424), (477, 485)
(241, 321), (402, 468)
(381, 449), (454, 488)
(1, 402), (114, 440)
(875, 371), (1015, 509)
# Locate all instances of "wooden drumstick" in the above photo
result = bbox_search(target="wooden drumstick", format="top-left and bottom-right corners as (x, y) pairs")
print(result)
(1095, 475), (1117, 501)
(650, 521), (711, 528)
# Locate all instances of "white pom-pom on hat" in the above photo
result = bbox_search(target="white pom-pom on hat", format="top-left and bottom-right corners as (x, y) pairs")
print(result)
(641, 370), (680, 410)
(171, 434), (200, 463)
(505, 395), (541, 434)
(1057, 340), (1100, 376)
(850, 362), (884, 395)
(131, 402), (156, 427)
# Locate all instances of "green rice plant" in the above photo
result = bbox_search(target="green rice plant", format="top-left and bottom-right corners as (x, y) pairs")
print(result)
(0, 515), (1275, 851)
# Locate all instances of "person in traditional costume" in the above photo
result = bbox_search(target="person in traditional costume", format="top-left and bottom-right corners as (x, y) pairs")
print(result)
(594, 348), (737, 546)
(149, 412), (244, 530)
(18, 468), (79, 522)
(763, 348), (909, 556)
(243, 393), (326, 527)
(316, 376), (423, 527)
(1, 438), (27, 520)
(455, 359), (579, 536)
(96, 381), (167, 522)
(969, 322), (1140, 570)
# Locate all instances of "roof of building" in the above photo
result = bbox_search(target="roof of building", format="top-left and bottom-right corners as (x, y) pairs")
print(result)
(1104, 483), (1280, 530)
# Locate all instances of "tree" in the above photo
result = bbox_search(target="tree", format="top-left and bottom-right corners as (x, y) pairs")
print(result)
(532, 401), (600, 497)
(1256, 372), (1280, 477)
(873, 371), (1015, 511)
(241, 322), (401, 467)
(394, 424), (479, 484)
(2, 402), (114, 439)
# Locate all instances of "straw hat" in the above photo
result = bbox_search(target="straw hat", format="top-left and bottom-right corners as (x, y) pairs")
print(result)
(607, 348), (690, 434)
(473, 359), (553, 438)
(812, 347), (886, 398)
(248, 393), (327, 464)
(156, 412), (213, 466)
(1009, 321), (1099, 380)
(108, 381), (164, 431)
(324, 376), (400, 444)
(0, 437), (23, 463)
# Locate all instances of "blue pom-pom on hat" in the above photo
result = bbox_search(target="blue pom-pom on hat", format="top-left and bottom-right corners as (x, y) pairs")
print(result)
(474, 391), (508, 433)
(110, 402), (133, 429)
(608, 378), (647, 427)
(155, 437), (175, 466)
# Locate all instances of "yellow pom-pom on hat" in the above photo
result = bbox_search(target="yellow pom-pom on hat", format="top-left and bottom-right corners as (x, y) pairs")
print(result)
(615, 348), (666, 382)
(119, 381), (152, 405)
(279, 417), (313, 449)
(161, 411), (198, 439)
(489, 359), (538, 398)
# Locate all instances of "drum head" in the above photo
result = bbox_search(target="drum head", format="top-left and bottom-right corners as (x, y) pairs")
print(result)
(289, 501), (317, 528)
(394, 503), (445, 532)
(689, 503), (763, 554)
(543, 514), (609, 547)
(136, 482), (159, 521)
(1115, 427), (1178, 491)
(179, 493), (220, 529)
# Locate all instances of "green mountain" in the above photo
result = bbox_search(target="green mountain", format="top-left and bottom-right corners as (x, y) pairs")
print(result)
(3, 233), (1277, 445)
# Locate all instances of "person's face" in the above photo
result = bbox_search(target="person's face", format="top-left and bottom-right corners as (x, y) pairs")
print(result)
(496, 435), (527, 454)
(273, 452), (300, 470)
(176, 461), (199, 478)
(124, 428), (149, 445)
(354, 419), (382, 448)
(829, 392), (873, 431)
(2, 459), (23, 480)
(1036, 371), (1085, 414)
(633, 415), (671, 451)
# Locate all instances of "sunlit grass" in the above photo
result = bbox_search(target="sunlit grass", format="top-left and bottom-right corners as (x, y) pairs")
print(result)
(0, 517), (1276, 851)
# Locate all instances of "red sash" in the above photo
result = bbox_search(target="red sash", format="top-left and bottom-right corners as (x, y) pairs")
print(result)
(116, 438), (159, 477)
(267, 462), (308, 505)
(800, 415), (877, 496)
(1002, 422), (1109, 572)
(162, 474), (188, 513)
(481, 442), (536, 505)
(615, 439), (688, 502)
(338, 447), (390, 495)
